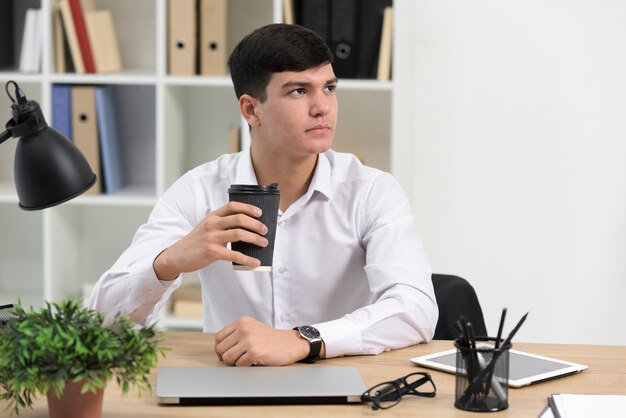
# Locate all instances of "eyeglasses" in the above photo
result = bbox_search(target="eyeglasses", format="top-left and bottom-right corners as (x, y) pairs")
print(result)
(361, 372), (437, 410)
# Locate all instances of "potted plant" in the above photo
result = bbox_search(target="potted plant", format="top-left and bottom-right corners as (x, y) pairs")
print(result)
(0, 299), (168, 417)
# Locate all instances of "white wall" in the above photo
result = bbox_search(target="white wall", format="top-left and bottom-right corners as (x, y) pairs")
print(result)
(394, 0), (626, 345)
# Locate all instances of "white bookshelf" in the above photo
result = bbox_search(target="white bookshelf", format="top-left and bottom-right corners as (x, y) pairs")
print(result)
(0, 0), (399, 330)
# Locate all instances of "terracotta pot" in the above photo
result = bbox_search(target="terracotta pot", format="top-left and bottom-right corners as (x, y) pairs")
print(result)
(47, 380), (105, 418)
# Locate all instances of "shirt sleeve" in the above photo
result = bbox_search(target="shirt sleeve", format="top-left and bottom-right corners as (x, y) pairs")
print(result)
(87, 174), (199, 326)
(314, 173), (438, 358)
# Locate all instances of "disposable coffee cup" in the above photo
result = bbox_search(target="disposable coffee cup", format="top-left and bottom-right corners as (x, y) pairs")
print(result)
(228, 183), (280, 271)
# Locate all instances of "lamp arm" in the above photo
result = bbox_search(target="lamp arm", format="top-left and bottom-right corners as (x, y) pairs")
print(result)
(0, 128), (11, 145)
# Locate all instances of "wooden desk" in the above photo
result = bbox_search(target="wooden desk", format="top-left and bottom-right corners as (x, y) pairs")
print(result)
(16, 332), (626, 417)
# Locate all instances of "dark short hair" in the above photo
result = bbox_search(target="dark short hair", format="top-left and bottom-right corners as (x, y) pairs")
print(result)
(228, 24), (333, 102)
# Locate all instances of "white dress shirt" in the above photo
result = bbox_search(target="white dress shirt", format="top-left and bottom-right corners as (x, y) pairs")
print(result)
(88, 149), (438, 358)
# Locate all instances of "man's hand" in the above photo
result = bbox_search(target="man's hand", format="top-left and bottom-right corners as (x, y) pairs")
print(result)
(153, 202), (269, 280)
(215, 317), (310, 367)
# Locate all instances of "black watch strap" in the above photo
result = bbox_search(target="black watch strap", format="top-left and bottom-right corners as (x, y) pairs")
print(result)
(294, 325), (322, 363)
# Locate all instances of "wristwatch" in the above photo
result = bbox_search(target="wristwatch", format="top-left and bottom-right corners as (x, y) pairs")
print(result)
(294, 325), (322, 363)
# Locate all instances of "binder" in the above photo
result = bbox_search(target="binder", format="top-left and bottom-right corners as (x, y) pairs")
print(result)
(283, 0), (295, 25)
(85, 10), (122, 73)
(199, 0), (227, 76)
(71, 86), (102, 194)
(58, 0), (85, 73)
(376, 6), (393, 81)
(356, 0), (391, 79)
(168, 0), (197, 76)
(299, 0), (330, 42)
(95, 86), (124, 194)
(68, 0), (96, 73)
(0, 1), (14, 70)
(329, 0), (358, 78)
(297, 0), (358, 78)
(52, 84), (72, 140)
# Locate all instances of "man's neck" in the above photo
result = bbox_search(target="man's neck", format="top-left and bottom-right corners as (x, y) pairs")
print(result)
(250, 146), (318, 212)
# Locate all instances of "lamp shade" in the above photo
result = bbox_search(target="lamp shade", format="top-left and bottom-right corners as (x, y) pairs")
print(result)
(14, 126), (96, 210)
(1, 80), (96, 210)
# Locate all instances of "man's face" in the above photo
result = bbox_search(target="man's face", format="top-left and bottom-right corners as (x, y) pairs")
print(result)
(252, 63), (338, 159)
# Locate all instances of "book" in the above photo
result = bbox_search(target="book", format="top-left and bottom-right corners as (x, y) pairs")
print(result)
(199, 0), (227, 76)
(52, 5), (66, 73)
(95, 86), (124, 194)
(85, 9), (122, 73)
(68, 0), (96, 73)
(168, 0), (197, 75)
(376, 6), (393, 81)
(58, 0), (85, 73)
(71, 86), (102, 194)
(18, 8), (42, 73)
(52, 84), (73, 140)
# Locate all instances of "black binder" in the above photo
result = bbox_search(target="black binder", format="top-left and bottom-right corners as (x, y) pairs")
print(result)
(329, 0), (358, 78)
(0, 1), (14, 69)
(299, 0), (330, 41)
(356, 0), (392, 79)
(296, 0), (392, 79)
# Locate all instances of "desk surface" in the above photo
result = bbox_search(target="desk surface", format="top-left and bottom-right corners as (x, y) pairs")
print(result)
(15, 332), (626, 417)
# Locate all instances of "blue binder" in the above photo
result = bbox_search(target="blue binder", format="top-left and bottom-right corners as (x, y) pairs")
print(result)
(94, 85), (124, 194)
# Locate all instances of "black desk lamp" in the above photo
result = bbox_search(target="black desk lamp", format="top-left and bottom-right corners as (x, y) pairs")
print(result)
(0, 80), (96, 210)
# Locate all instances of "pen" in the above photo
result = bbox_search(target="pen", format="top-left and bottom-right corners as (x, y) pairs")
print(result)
(495, 308), (507, 349)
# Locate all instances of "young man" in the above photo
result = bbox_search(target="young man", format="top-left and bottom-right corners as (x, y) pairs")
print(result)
(88, 24), (437, 366)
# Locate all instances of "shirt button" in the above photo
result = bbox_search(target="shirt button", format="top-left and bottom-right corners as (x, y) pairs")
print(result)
(278, 266), (287, 274)
(280, 313), (290, 322)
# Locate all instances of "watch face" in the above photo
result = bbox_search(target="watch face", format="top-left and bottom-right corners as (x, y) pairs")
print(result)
(299, 325), (320, 339)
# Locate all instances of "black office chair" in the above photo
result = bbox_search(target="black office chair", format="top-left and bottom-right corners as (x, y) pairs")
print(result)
(431, 274), (487, 340)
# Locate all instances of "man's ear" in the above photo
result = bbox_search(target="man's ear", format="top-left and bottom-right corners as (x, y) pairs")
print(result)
(239, 94), (261, 128)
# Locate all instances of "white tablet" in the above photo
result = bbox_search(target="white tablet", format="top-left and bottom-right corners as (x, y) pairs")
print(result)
(411, 348), (587, 388)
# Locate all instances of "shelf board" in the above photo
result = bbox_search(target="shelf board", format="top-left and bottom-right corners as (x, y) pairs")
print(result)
(338, 79), (393, 91)
(49, 70), (158, 85)
(158, 315), (203, 331)
(164, 75), (233, 87)
(66, 187), (158, 207)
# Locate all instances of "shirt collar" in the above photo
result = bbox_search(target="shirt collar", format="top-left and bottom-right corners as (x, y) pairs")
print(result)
(308, 152), (334, 200)
(234, 149), (259, 185)
(233, 149), (334, 200)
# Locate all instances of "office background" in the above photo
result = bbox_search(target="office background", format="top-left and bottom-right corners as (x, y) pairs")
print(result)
(1, 0), (624, 346)
(394, 0), (626, 346)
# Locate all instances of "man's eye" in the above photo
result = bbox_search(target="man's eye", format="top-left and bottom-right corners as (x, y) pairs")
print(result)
(290, 88), (305, 96)
(325, 85), (336, 92)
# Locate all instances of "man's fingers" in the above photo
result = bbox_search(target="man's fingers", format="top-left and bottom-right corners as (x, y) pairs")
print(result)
(219, 213), (268, 236)
(212, 246), (261, 268)
(214, 201), (262, 218)
(221, 228), (268, 248)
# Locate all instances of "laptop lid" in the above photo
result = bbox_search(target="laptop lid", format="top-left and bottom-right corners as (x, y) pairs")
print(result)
(157, 366), (367, 405)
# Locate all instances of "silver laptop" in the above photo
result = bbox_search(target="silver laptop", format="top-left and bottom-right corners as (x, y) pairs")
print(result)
(157, 366), (367, 405)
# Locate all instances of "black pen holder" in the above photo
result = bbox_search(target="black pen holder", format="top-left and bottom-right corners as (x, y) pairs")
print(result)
(454, 337), (511, 412)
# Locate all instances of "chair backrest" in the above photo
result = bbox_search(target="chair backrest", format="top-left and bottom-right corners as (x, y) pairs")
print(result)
(431, 274), (487, 340)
